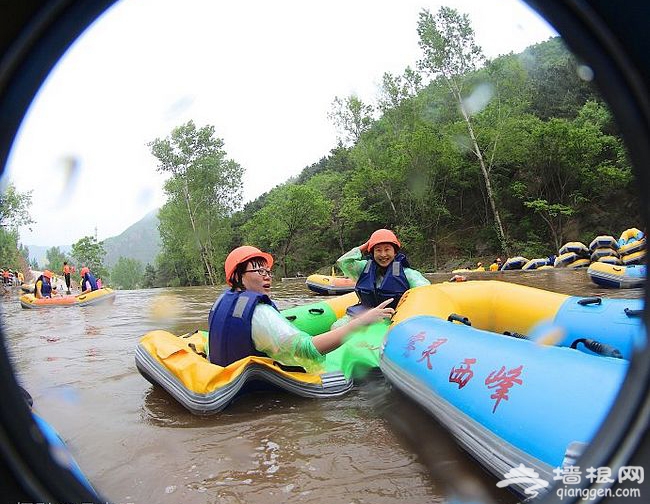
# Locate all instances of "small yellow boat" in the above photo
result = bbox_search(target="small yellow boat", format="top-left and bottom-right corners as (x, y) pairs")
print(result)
(305, 273), (356, 295)
(19, 287), (116, 309)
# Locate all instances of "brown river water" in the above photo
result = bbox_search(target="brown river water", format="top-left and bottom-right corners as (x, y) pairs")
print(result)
(1, 269), (644, 504)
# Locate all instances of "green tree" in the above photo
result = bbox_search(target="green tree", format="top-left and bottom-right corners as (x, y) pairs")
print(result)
(305, 171), (355, 254)
(149, 120), (243, 285)
(0, 183), (34, 269)
(111, 257), (144, 289)
(45, 246), (68, 275)
(522, 37), (600, 120)
(378, 68), (423, 115)
(0, 183), (34, 231)
(511, 110), (632, 249)
(328, 95), (375, 146)
(142, 263), (157, 288)
(0, 230), (20, 271)
(243, 184), (330, 277)
(71, 235), (107, 280)
(417, 7), (509, 253)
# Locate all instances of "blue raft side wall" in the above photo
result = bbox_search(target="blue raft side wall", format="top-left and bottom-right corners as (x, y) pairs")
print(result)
(32, 413), (97, 494)
(382, 315), (628, 468)
(553, 297), (645, 358)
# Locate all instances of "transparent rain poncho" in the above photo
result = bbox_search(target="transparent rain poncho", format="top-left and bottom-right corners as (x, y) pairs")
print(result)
(251, 303), (325, 374)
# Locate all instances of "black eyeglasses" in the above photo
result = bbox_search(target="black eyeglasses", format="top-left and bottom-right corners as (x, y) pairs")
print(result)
(245, 268), (273, 277)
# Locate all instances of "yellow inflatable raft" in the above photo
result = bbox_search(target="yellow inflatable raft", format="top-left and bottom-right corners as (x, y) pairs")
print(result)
(554, 252), (578, 267)
(598, 255), (622, 265)
(522, 258), (551, 270)
(589, 235), (618, 251)
(501, 256), (528, 270)
(566, 258), (591, 269)
(621, 249), (646, 265)
(588, 262), (646, 289)
(19, 287), (116, 309)
(135, 330), (353, 415)
(305, 274), (356, 295)
(559, 241), (589, 256)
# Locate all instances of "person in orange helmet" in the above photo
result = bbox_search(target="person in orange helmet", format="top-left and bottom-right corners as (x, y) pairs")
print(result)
(79, 266), (98, 292)
(34, 270), (54, 299)
(336, 228), (429, 317)
(207, 245), (394, 372)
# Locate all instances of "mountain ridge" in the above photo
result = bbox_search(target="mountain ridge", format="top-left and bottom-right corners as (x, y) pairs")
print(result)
(25, 209), (161, 268)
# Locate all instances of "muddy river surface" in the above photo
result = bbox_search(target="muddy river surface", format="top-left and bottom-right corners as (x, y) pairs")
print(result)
(2, 269), (643, 504)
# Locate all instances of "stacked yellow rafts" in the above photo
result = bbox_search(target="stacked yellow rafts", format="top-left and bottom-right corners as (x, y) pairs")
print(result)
(555, 228), (646, 269)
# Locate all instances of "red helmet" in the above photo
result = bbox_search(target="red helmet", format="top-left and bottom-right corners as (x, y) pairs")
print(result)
(367, 229), (401, 251)
(224, 246), (273, 286)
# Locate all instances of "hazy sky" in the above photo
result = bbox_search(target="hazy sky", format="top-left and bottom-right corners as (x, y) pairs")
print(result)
(4, 0), (556, 246)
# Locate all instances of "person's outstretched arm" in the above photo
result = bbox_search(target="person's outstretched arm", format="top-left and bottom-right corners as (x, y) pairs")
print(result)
(311, 298), (394, 354)
(251, 298), (394, 372)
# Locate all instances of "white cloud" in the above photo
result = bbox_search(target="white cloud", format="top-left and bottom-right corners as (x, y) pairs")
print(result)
(3, 0), (556, 246)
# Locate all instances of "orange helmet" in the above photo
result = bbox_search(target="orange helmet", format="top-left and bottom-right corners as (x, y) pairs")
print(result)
(42, 270), (53, 279)
(80, 267), (89, 277)
(224, 246), (273, 286)
(367, 229), (401, 251)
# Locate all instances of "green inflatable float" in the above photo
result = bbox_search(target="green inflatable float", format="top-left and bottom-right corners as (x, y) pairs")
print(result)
(281, 292), (390, 379)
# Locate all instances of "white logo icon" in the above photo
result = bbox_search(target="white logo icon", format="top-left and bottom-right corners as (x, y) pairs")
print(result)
(496, 463), (549, 499)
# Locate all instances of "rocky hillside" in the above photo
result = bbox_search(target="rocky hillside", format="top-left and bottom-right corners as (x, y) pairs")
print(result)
(102, 209), (161, 267)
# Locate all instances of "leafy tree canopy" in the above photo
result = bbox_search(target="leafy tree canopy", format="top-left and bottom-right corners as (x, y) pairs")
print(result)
(71, 235), (108, 280)
(111, 257), (144, 290)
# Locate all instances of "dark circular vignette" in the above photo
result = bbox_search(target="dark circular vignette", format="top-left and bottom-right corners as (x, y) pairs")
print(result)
(525, 1), (650, 503)
(0, 0), (649, 502)
(0, 2), (117, 501)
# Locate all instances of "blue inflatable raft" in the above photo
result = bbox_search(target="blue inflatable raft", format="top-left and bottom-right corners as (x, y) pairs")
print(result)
(380, 280), (645, 498)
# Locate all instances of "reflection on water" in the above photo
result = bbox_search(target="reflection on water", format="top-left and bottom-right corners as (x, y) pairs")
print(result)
(1, 270), (642, 504)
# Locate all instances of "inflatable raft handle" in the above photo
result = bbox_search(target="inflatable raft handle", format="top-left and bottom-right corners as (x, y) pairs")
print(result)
(570, 338), (623, 359)
(284, 308), (325, 322)
(272, 361), (307, 373)
(447, 313), (471, 326)
(577, 297), (602, 306)
(624, 308), (643, 318)
(503, 331), (529, 340)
